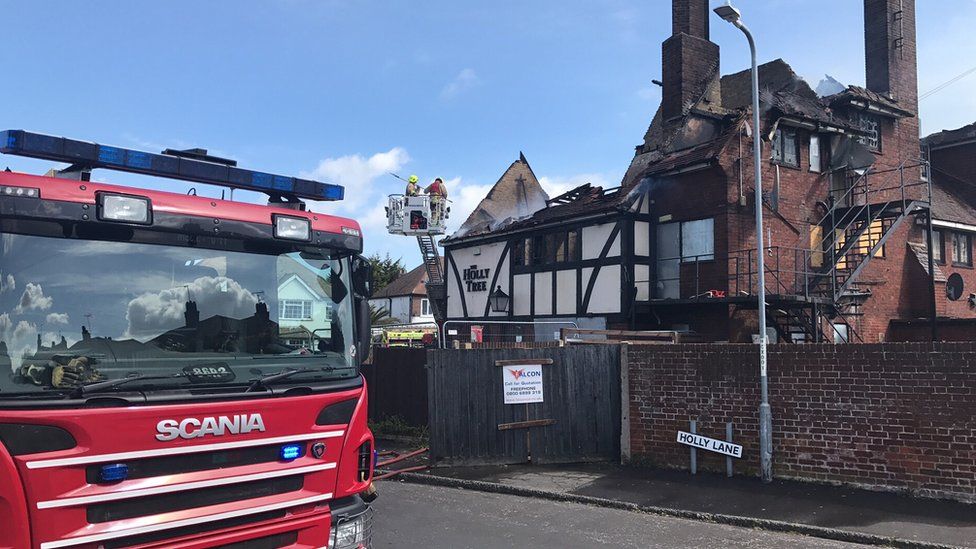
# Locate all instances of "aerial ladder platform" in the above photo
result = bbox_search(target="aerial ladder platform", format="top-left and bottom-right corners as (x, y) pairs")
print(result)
(386, 193), (450, 321)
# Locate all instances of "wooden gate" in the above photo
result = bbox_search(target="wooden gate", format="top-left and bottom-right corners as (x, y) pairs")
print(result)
(427, 345), (620, 466)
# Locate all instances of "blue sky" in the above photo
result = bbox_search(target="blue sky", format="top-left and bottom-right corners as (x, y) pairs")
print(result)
(2, 0), (974, 267)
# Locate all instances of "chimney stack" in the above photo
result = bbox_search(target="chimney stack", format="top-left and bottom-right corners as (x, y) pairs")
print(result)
(864, 0), (918, 114)
(661, 0), (720, 121)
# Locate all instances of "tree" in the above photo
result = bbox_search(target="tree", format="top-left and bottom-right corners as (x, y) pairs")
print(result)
(369, 304), (399, 326)
(368, 252), (406, 293)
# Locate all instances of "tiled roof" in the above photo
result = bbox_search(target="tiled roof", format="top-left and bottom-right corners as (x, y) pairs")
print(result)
(372, 262), (438, 298)
(443, 153), (549, 243)
(906, 242), (947, 283)
(465, 184), (625, 237)
(923, 121), (976, 149)
(931, 176), (976, 226)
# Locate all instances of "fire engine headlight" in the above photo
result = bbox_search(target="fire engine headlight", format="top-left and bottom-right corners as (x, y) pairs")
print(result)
(331, 509), (372, 549)
(98, 193), (152, 225)
(2, 185), (40, 198)
(273, 214), (311, 241)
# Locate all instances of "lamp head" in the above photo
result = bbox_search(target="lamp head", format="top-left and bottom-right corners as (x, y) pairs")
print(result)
(714, 3), (742, 24)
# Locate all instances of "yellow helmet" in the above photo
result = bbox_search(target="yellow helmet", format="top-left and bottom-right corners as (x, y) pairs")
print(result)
(408, 175), (419, 183)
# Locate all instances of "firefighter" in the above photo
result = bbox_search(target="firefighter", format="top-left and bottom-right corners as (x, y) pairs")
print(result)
(426, 177), (448, 224)
(405, 174), (421, 197)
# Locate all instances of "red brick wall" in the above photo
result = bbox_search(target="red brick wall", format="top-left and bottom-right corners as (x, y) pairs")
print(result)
(627, 342), (976, 502)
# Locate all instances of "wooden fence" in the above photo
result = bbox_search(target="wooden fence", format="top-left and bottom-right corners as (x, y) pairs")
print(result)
(427, 345), (621, 466)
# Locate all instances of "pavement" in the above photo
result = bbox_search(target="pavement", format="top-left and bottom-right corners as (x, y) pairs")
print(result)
(372, 440), (975, 548)
(418, 462), (976, 548)
(371, 481), (864, 548)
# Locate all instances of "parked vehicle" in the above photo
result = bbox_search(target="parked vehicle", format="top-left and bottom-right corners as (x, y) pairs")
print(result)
(0, 130), (376, 549)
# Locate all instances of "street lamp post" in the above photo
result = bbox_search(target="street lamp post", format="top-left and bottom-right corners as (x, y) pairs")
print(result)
(714, 1), (773, 483)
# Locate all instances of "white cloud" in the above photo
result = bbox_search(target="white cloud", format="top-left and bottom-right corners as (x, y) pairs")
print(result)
(46, 313), (70, 325)
(440, 68), (480, 100)
(14, 283), (53, 313)
(126, 276), (258, 339)
(445, 178), (493, 233)
(0, 273), (14, 294)
(302, 148), (410, 214)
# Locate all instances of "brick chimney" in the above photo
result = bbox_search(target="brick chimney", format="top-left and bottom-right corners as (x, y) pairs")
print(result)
(864, 0), (918, 114)
(661, 0), (720, 121)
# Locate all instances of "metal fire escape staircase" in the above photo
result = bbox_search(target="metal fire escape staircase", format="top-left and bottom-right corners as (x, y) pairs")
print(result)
(769, 169), (929, 343)
(417, 234), (448, 322)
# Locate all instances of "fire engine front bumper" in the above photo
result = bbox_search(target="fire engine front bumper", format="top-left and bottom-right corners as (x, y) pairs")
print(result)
(329, 495), (374, 549)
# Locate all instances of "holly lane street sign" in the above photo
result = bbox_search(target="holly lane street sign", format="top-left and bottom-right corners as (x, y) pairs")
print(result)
(676, 430), (743, 458)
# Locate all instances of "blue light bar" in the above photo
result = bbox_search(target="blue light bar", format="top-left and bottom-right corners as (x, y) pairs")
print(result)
(0, 130), (344, 202)
(98, 463), (129, 483)
(280, 443), (304, 461)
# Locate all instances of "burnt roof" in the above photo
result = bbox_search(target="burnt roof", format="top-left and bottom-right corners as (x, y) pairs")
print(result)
(923, 121), (976, 149)
(371, 262), (439, 298)
(824, 85), (915, 117)
(444, 153), (549, 243)
(470, 184), (625, 237)
(721, 59), (815, 109)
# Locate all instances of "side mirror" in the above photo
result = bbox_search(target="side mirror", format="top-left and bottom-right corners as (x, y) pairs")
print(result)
(351, 255), (373, 298)
(351, 255), (373, 362)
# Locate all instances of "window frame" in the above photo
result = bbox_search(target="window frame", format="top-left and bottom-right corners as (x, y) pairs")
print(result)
(951, 232), (973, 267)
(809, 134), (821, 173)
(853, 111), (882, 153)
(659, 218), (716, 264)
(771, 128), (800, 168)
(929, 229), (944, 264)
(511, 228), (582, 270)
(280, 299), (313, 321)
(421, 298), (431, 316)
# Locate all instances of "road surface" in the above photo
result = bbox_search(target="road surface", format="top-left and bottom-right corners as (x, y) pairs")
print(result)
(370, 481), (863, 548)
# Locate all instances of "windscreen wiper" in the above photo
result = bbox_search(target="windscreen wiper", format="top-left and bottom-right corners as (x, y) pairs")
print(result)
(69, 373), (187, 398)
(245, 367), (320, 393)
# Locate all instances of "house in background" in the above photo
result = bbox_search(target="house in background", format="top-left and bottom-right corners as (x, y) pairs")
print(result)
(917, 122), (976, 320)
(277, 259), (333, 347)
(369, 263), (439, 325)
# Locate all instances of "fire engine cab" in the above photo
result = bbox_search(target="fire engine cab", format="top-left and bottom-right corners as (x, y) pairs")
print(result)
(0, 130), (376, 549)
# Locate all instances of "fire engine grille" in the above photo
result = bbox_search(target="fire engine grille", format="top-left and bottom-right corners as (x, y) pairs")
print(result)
(101, 510), (286, 549)
(85, 443), (299, 483)
(215, 531), (299, 549)
(87, 476), (303, 523)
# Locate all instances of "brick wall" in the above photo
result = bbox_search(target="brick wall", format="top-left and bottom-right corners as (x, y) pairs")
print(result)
(626, 342), (976, 502)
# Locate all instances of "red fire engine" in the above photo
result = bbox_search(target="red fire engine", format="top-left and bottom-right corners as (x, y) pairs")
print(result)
(0, 130), (376, 548)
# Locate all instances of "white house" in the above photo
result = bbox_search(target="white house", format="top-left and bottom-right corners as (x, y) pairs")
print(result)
(277, 258), (333, 347)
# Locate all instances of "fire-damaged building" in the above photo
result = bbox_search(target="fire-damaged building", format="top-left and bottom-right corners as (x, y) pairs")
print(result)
(442, 0), (976, 343)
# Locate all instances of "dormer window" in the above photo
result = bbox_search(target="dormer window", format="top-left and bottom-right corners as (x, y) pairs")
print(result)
(853, 111), (881, 152)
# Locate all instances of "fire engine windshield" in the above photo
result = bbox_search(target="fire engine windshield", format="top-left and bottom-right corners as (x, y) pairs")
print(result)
(0, 232), (357, 396)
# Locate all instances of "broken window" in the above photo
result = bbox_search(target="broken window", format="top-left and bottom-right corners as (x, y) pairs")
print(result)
(771, 128), (799, 167)
(853, 112), (881, 152)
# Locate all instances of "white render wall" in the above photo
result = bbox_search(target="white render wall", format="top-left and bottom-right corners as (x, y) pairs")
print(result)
(447, 240), (509, 318)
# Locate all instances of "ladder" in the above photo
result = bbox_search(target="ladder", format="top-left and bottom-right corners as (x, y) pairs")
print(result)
(417, 235), (447, 321)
